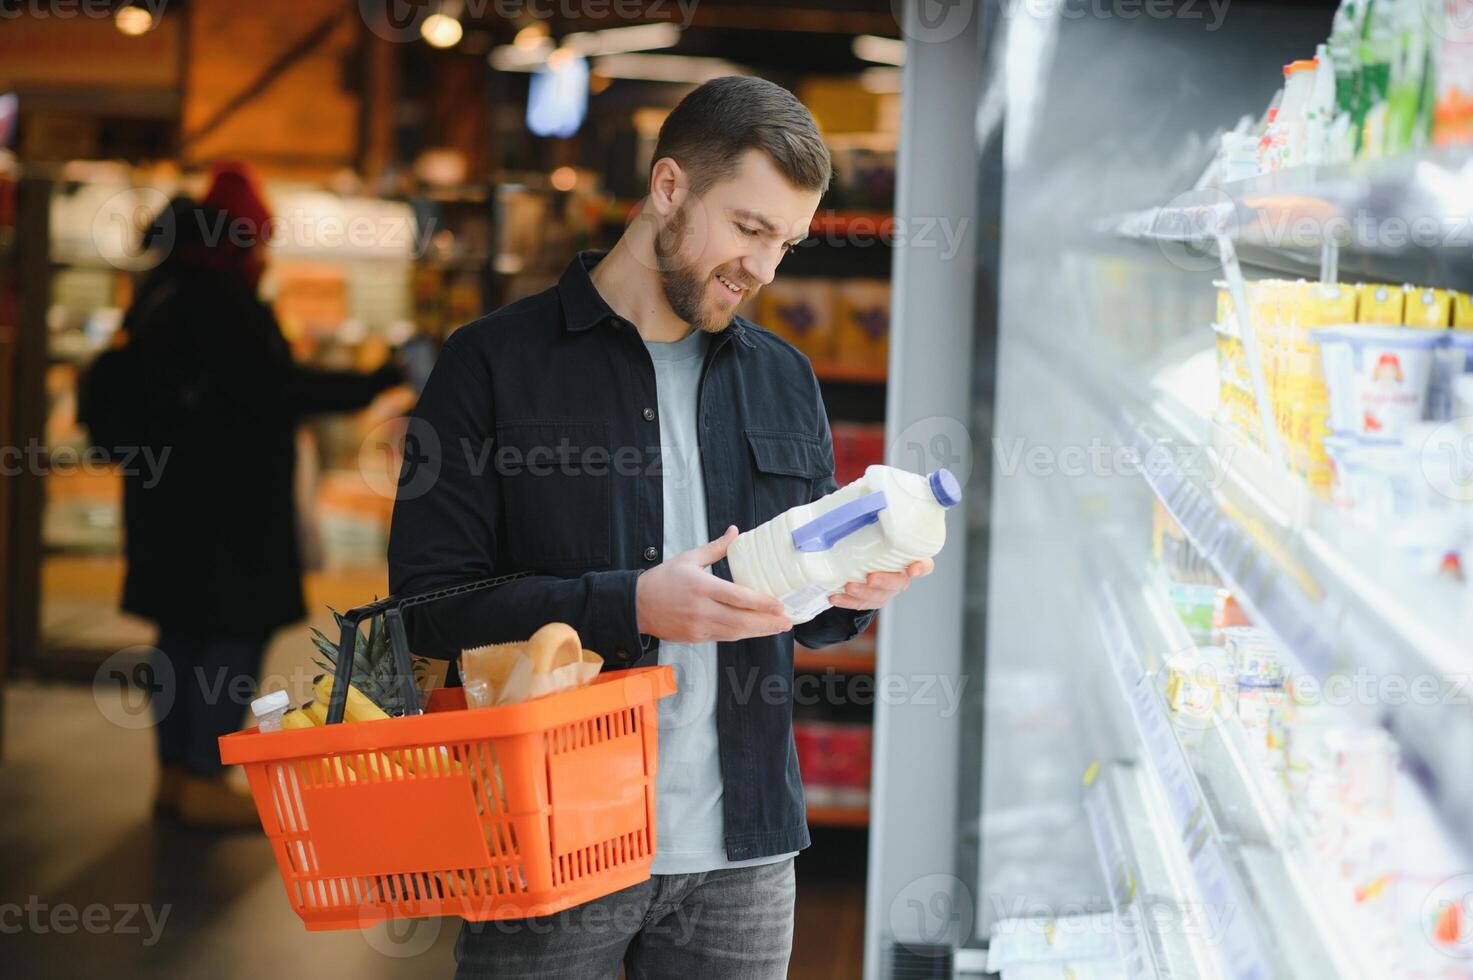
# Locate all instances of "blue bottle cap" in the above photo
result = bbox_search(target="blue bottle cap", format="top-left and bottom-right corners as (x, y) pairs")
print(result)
(928, 469), (962, 508)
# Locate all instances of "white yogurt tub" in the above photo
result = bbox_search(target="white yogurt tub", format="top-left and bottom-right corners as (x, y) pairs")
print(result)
(1321, 431), (1420, 522)
(1313, 324), (1442, 438)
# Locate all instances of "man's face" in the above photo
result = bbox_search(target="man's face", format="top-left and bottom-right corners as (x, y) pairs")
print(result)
(653, 148), (822, 333)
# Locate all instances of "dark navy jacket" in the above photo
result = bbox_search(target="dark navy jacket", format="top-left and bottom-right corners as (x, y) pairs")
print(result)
(387, 249), (874, 861)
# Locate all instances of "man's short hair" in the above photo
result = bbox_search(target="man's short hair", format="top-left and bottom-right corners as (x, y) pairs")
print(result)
(652, 76), (832, 196)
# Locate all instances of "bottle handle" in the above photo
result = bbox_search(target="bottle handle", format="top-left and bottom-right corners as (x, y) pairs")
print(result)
(790, 491), (888, 553)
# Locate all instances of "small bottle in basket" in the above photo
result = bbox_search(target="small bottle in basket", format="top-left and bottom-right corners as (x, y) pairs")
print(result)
(250, 690), (291, 732)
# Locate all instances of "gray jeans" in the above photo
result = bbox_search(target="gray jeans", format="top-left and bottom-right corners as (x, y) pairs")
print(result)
(452, 858), (795, 980)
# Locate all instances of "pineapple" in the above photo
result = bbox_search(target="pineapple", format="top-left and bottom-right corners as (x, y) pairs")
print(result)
(309, 606), (431, 717)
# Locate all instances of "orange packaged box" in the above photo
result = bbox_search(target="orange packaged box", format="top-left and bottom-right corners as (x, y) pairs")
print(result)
(219, 575), (676, 931)
(833, 278), (890, 369)
(756, 278), (835, 359)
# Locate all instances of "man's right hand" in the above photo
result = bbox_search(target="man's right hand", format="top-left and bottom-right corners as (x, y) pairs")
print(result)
(635, 525), (793, 643)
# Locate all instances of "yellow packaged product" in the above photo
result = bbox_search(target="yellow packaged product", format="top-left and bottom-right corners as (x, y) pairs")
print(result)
(1215, 330), (1251, 390)
(1305, 412), (1334, 496)
(1357, 283), (1406, 324)
(1287, 389), (1311, 476)
(1452, 291), (1473, 330)
(1215, 281), (1239, 329)
(1404, 287), (1452, 328)
(1298, 281), (1358, 332)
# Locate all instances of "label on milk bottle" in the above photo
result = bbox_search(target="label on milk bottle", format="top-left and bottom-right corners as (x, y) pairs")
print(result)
(779, 584), (834, 624)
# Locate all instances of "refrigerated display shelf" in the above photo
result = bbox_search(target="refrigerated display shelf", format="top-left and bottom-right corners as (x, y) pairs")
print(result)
(1083, 761), (1227, 980)
(1101, 549), (1473, 978)
(1117, 572), (1387, 980)
(1036, 315), (1473, 860)
(1096, 582), (1298, 980)
(1105, 149), (1473, 286)
(1129, 347), (1473, 855)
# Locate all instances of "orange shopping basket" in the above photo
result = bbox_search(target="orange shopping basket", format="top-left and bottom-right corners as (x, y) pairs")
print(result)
(218, 574), (677, 931)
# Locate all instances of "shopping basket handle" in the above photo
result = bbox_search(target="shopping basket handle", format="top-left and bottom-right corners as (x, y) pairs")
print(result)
(325, 572), (533, 725)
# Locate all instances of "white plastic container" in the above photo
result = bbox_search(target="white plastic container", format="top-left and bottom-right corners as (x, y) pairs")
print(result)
(1313, 323), (1442, 437)
(250, 690), (291, 732)
(1260, 59), (1318, 172)
(728, 465), (961, 623)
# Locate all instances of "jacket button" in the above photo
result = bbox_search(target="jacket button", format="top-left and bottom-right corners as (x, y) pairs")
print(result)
(643, 546), (659, 562)
(642, 407), (655, 422)
(616, 648), (631, 660)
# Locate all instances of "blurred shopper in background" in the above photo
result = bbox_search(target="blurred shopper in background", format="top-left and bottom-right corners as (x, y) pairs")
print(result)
(80, 163), (404, 828)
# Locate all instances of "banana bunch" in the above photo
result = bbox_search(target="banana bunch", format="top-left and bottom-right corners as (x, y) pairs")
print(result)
(276, 674), (460, 781)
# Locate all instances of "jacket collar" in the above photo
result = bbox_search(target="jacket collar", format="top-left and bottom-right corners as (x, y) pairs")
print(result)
(557, 249), (749, 344)
(557, 250), (616, 333)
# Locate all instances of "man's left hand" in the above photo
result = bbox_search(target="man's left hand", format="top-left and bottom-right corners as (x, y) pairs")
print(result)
(827, 559), (934, 611)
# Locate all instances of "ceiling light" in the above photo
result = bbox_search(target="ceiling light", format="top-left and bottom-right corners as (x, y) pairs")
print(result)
(564, 24), (680, 57)
(422, 13), (464, 49)
(853, 35), (904, 66)
(591, 54), (746, 84)
(115, 4), (154, 35)
(490, 39), (554, 71)
(514, 24), (549, 50)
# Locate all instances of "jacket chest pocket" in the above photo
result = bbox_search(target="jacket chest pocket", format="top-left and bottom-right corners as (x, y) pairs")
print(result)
(494, 419), (611, 570)
(745, 428), (828, 525)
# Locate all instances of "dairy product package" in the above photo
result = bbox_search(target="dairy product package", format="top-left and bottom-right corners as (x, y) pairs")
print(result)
(728, 465), (960, 623)
(1357, 283), (1406, 324)
(1314, 323), (1440, 437)
(1404, 286), (1452, 328)
(1323, 432), (1425, 521)
(1166, 650), (1226, 722)
(1261, 59), (1319, 171)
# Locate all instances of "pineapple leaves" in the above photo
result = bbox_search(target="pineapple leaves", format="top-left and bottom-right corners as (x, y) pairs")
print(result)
(308, 603), (433, 716)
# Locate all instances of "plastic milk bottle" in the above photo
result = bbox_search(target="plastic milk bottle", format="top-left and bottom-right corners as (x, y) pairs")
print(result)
(728, 466), (961, 623)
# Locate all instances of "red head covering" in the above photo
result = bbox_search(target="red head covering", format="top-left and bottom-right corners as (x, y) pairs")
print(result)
(201, 161), (273, 246)
(198, 161), (271, 286)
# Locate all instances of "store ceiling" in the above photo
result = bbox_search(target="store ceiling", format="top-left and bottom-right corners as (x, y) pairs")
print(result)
(463, 0), (902, 75)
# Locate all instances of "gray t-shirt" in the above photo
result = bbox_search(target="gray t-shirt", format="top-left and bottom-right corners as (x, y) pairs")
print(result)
(644, 327), (798, 874)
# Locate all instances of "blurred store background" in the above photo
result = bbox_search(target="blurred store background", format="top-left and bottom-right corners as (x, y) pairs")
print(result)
(0, 1), (900, 977)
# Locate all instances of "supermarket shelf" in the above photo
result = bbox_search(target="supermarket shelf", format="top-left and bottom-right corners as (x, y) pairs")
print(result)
(805, 802), (869, 828)
(1036, 318), (1473, 858)
(811, 360), (887, 385)
(1105, 149), (1473, 287)
(1083, 761), (1227, 980)
(1094, 582), (1289, 980)
(1135, 348), (1473, 853)
(1101, 549), (1472, 978)
(1102, 570), (1364, 979)
(808, 211), (894, 237)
